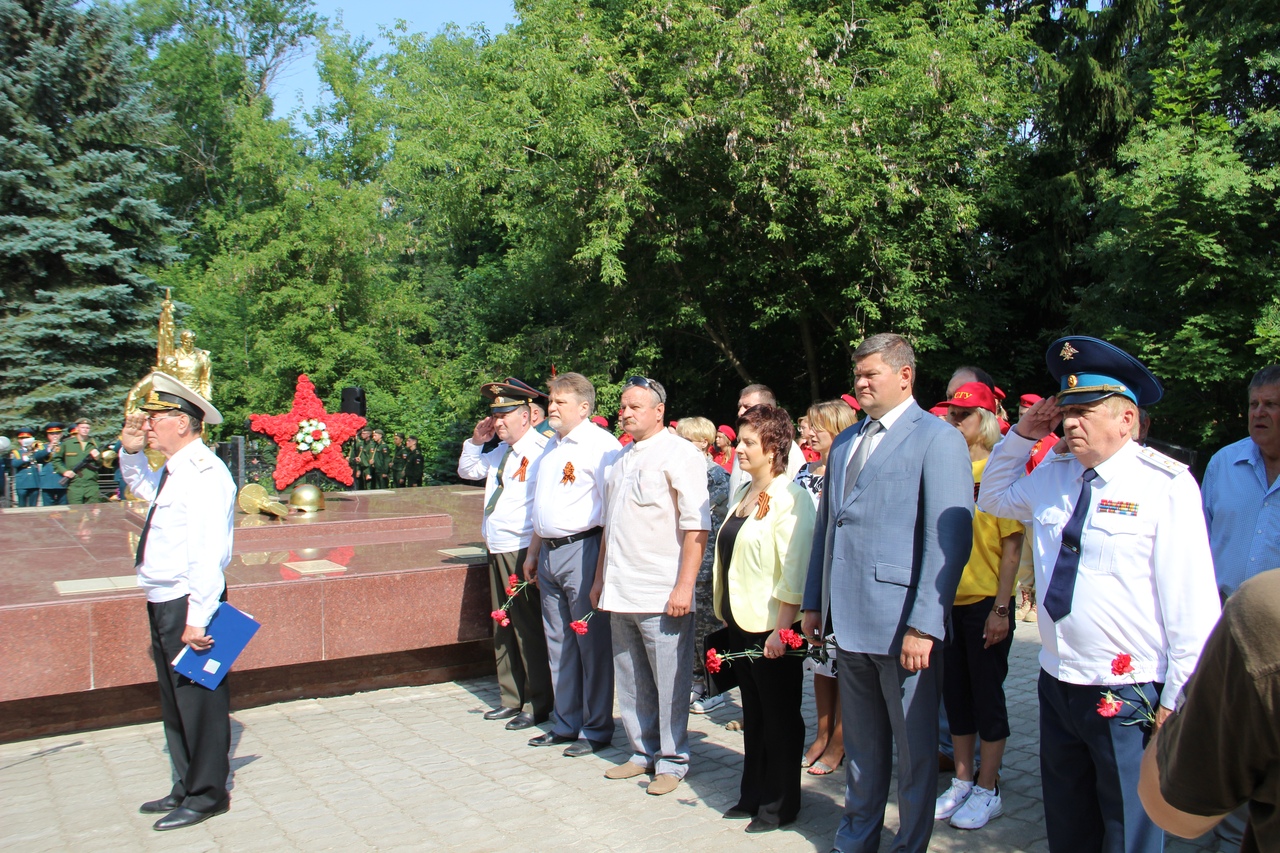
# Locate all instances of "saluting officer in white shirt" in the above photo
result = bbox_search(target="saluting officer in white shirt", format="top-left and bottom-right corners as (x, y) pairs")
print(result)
(978, 337), (1220, 853)
(458, 380), (552, 731)
(119, 373), (236, 832)
(522, 372), (622, 756)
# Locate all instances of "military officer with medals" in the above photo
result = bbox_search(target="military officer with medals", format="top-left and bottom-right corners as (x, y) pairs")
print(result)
(977, 337), (1220, 853)
(11, 428), (44, 507)
(38, 423), (68, 505)
(458, 379), (554, 730)
(54, 418), (102, 504)
(118, 374), (236, 831)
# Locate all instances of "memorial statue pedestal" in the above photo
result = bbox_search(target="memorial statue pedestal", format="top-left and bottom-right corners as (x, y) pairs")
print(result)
(0, 486), (494, 741)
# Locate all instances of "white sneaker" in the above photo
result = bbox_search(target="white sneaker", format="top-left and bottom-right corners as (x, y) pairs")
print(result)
(934, 777), (973, 820)
(950, 783), (1002, 829)
(690, 692), (726, 714)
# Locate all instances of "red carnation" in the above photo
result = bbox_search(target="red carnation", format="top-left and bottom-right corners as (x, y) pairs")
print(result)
(311, 429), (323, 440)
(570, 620), (589, 635)
(508, 574), (520, 587)
(490, 610), (507, 623)
(705, 648), (723, 674)
(1097, 694), (1123, 718)
(778, 628), (804, 649)
(1111, 654), (1134, 676)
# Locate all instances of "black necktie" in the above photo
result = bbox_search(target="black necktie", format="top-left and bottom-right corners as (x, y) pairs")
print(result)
(1042, 468), (1099, 622)
(843, 419), (882, 500)
(135, 467), (170, 567)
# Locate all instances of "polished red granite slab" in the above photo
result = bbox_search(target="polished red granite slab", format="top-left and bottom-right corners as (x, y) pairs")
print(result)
(0, 486), (493, 703)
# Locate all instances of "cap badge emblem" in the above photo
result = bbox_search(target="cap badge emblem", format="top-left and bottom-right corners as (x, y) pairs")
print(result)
(1060, 342), (1079, 361)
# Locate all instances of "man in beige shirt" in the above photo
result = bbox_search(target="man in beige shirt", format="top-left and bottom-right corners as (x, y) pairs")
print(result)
(592, 376), (710, 796)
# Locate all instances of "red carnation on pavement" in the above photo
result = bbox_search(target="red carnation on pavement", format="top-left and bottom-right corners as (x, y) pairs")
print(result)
(706, 648), (723, 674)
(778, 628), (804, 649)
(1097, 693), (1123, 718)
(1111, 653), (1134, 676)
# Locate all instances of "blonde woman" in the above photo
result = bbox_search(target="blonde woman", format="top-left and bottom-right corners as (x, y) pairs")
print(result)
(933, 382), (1024, 830)
(795, 399), (858, 774)
(675, 417), (731, 711)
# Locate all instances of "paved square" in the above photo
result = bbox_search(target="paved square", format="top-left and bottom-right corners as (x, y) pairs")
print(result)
(0, 622), (1216, 851)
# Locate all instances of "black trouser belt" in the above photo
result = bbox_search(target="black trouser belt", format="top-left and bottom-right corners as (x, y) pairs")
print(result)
(545, 526), (603, 550)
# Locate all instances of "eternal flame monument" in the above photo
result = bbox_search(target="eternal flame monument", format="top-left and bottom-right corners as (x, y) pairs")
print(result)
(0, 294), (494, 741)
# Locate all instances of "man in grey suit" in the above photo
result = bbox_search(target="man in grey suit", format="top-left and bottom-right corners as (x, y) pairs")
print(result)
(802, 333), (974, 853)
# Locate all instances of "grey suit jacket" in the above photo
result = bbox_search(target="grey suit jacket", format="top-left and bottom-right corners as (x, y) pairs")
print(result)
(802, 399), (974, 656)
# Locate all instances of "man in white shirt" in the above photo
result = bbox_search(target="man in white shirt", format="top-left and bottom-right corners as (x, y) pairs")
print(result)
(118, 373), (236, 832)
(523, 372), (621, 756)
(978, 336), (1220, 853)
(458, 380), (552, 731)
(727, 384), (805, 499)
(592, 376), (710, 796)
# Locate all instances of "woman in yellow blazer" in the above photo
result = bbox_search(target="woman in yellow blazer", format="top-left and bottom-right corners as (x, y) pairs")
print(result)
(712, 404), (816, 833)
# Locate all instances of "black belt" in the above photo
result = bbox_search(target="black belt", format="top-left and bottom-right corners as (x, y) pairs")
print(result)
(545, 527), (603, 550)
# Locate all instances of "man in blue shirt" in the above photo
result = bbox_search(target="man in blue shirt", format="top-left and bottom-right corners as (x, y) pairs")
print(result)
(1200, 363), (1280, 851)
(1202, 365), (1280, 599)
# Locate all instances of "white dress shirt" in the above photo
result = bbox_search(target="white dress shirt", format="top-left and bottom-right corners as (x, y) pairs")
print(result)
(599, 430), (712, 613)
(457, 428), (549, 553)
(120, 441), (236, 628)
(979, 431), (1220, 707)
(530, 420), (621, 538)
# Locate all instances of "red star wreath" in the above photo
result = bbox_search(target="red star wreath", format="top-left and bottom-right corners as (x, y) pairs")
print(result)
(250, 375), (366, 489)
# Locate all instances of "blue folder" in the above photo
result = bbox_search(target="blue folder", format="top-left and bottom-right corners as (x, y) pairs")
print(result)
(171, 602), (261, 689)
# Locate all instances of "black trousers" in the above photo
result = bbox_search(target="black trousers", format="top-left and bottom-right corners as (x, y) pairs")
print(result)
(148, 595), (231, 812)
(728, 622), (804, 825)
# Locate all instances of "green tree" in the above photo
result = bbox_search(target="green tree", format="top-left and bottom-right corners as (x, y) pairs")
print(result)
(0, 0), (182, 430)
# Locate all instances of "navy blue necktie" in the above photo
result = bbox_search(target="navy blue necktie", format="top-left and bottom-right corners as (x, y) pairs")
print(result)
(134, 467), (170, 567)
(1042, 468), (1099, 622)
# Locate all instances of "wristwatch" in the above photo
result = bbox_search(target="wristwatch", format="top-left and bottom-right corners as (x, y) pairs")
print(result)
(992, 603), (1011, 618)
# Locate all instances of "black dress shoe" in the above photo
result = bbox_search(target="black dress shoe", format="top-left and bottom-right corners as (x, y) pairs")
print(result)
(483, 706), (520, 721)
(723, 807), (755, 820)
(528, 732), (576, 747)
(153, 803), (228, 831)
(140, 794), (183, 814)
(745, 818), (780, 833)
(563, 739), (611, 757)
(505, 712), (538, 730)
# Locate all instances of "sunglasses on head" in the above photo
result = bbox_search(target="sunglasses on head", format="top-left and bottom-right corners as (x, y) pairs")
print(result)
(625, 375), (666, 403)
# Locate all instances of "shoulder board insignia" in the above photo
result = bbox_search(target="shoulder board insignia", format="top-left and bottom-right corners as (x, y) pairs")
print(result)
(1136, 445), (1187, 476)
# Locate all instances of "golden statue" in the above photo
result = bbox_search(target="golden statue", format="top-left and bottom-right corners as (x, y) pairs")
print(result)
(124, 290), (213, 415)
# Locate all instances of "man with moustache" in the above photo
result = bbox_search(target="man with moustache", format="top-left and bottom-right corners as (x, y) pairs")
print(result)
(592, 376), (710, 796)
(524, 372), (621, 757)
(458, 380), (553, 731)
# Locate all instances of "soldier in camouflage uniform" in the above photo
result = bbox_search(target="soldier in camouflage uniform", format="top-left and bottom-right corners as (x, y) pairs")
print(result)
(404, 436), (424, 487)
(54, 418), (102, 504)
(391, 432), (409, 488)
(369, 429), (391, 489)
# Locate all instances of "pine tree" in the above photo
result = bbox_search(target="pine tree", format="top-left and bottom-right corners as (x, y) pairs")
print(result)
(0, 0), (183, 431)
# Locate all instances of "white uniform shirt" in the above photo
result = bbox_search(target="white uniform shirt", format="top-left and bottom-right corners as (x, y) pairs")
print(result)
(599, 429), (711, 613)
(120, 441), (236, 628)
(979, 431), (1220, 707)
(530, 420), (621, 538)
(457, 427), (549, 554)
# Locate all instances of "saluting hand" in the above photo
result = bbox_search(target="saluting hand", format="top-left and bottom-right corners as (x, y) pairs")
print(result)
(1013, 396), (1062, 441)
(472, 417), (496, 444)
(120, 413), (147, 454)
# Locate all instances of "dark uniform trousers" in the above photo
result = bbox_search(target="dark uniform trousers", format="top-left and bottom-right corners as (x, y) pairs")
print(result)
(148, 594), (231, 813)
(488, 549), (553, 717)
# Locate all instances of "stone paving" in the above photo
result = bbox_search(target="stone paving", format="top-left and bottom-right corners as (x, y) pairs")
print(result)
(0, 621), (1216, 852)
